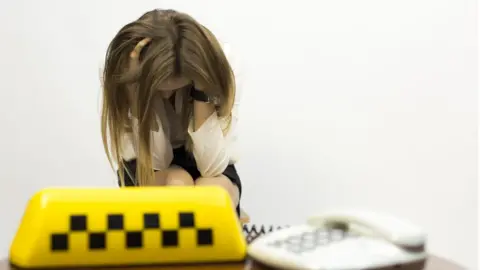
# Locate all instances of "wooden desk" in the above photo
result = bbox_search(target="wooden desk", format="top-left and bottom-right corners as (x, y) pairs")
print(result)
(0, 256), (465, 270)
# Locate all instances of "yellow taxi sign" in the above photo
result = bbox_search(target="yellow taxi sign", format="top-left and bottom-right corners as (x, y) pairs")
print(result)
(10, 186), (247, 268)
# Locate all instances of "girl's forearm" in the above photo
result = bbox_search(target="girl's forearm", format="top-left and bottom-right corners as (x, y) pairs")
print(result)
(192, 100), (215, 131)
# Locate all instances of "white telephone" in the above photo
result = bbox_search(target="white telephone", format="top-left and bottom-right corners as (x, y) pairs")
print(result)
(247, 209), (427, 270)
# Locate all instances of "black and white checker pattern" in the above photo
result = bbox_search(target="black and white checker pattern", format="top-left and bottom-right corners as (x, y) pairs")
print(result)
(50, 212), (213, 252)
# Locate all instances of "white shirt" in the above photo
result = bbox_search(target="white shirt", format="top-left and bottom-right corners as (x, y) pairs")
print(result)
(121, 96), (240, 177)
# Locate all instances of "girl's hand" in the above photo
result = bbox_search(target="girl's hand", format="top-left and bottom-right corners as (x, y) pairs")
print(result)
(129, 38), (152, 68)
(126, 38), (152, 118)
(130, 38), (152, 60)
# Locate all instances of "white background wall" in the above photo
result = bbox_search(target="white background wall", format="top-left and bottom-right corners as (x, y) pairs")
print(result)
(0, 0), (477, 268)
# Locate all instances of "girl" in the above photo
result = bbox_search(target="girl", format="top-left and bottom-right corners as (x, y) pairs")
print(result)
(101, 9), (242, 215)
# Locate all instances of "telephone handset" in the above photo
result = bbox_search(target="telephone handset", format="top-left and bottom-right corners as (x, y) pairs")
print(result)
(307, 210), (426, 249)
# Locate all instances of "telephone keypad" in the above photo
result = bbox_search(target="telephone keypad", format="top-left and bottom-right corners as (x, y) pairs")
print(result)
(267, 228), (358, 254)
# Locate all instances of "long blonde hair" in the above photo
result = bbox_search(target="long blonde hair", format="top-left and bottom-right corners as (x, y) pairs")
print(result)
(101, 9), (235, 186)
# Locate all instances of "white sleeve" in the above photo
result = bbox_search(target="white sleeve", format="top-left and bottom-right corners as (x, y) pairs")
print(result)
(187, 112), (231, 177)
(186, 41), (242, 177)
(121, 117), (173, 171)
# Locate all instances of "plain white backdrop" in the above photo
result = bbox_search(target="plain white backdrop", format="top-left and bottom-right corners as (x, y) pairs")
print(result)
(0, 0), (477, 268)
